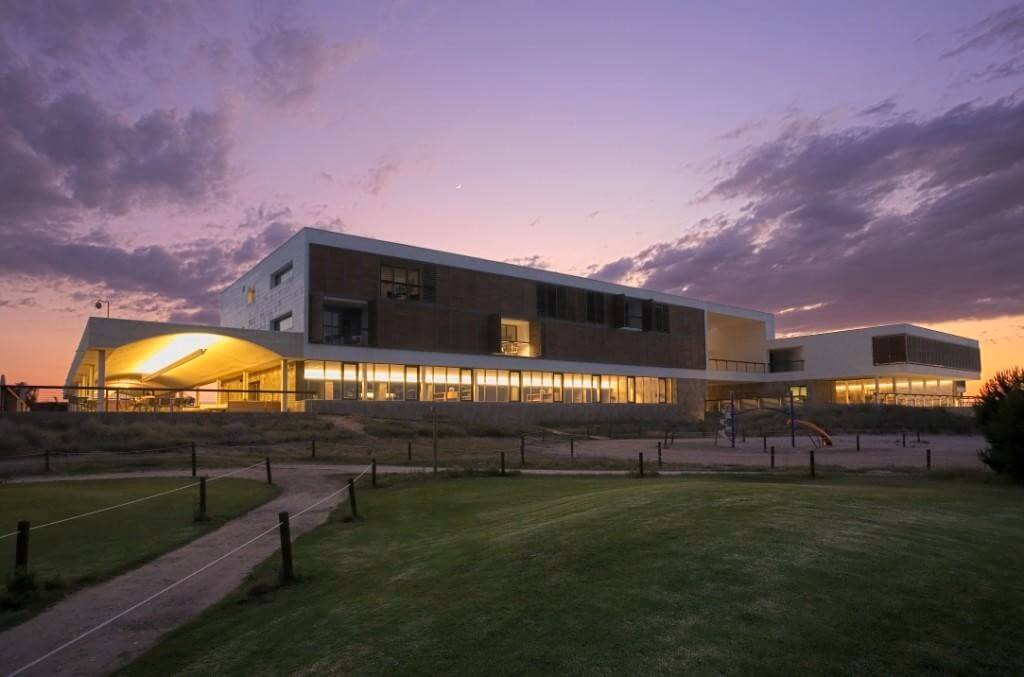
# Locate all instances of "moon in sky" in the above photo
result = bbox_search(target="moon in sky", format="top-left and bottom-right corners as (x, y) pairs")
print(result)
(455, 183), (462, 190)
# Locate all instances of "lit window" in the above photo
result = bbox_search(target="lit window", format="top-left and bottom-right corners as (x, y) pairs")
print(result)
(245, 287), (256, 304)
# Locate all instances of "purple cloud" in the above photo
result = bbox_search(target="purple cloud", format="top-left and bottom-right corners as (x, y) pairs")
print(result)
(590, 97), (1024, 333)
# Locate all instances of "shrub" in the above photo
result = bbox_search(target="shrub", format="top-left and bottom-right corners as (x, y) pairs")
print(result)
(975, 367), (1024, 481)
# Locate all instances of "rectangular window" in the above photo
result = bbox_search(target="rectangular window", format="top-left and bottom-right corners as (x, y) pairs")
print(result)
(652, 303), (669, 332)
(586, 291), (605, 324)
(473, 369), (515, 402)
(522, 371), (557, 403)
(510, 370), (521, 402)
(404, 366), (419, 401)
(342, 363), (358, 400)
(625, 298), (644, 330)
(323, 305), (365, 345)
(270, 262), (293, 288)
(271, 312), (293, 332)
(248, 379), (260, 401)
(421, 366), (463, 402)
(381, 265), (422, 301)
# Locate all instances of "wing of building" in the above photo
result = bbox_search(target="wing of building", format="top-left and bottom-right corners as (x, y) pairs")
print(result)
(62, 228), (981, 419)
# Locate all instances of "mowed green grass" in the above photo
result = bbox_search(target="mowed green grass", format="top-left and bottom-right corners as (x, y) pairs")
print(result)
(1, 477), (278, 629)
(125, 476), (1024, 676)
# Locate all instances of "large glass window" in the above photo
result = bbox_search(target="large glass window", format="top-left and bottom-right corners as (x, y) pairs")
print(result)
(474, 369), (514, 402)
(522, 371), (559, 403)
(564, 373), (595, 403)
(586, 291), (605, 324)
(381, 265), (422, 300)
(421, 366), (463, 402)
(324, 305), (365, 345)
(271, 312), (293, 331)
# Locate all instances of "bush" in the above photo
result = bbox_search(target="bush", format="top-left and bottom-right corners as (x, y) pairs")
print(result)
(975, 367), (1024, 481)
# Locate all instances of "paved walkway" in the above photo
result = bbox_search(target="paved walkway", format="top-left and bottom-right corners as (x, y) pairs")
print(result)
(0, 465), (357, 677)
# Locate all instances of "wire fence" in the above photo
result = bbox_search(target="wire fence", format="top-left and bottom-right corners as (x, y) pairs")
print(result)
(6, 463), (372, 677)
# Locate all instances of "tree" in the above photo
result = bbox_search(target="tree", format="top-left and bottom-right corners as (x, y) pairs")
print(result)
(975, 367), (1024, 480)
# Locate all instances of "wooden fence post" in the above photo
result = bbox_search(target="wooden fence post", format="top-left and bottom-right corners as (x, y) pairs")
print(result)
(570, 436), (574, 458)
(265, 457), (272, 485)
(278, 511), (294, 582)
(638, 451), (645, 477)
(770, 445), (775, 469)
(809, 450), (816, 478)
(347, 478), (358, 519)
(901, 431), (906, 448)
(926, 448), (932, 471)
(311, 438), (317, 459)
(500, 451), (506, 476)
(191, 441), (197, 477)
(917, 429), (921, 443)
(407, 440), (412, 463)
(44, 450), (50, 473)
(15, 521), (29, 575)
(763, 435), (767, 453)
(657, 441), (663, 467)
(431, 408), (438, 475)
(372, 458), (377, 488)
(856, 434), (860, 451)
(195, 476), (208, 521)
(520, 435), (526, 466)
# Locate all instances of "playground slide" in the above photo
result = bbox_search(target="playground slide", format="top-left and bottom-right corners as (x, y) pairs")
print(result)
(787, 419), (834, 447)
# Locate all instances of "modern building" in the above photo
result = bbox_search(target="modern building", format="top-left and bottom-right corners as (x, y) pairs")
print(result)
(62, 228), (981, 420)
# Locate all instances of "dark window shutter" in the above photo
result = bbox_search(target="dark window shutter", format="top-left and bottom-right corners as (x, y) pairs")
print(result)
(487, 314), (502, 353)
(530, 321), (543, 358)
(611, 294), (626, 328)
(642, 300), (654, 331)
(422, 264), (437, 302)
(308, 293), (323, 343)
(366, 300), (379, 347)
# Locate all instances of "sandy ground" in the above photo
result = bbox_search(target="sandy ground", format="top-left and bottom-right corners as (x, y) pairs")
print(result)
(0, 464), (361, 677)
(534, 433), (988, 471)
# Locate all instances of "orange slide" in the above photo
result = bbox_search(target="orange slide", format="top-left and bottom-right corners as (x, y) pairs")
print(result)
(786, 419), (834, 447)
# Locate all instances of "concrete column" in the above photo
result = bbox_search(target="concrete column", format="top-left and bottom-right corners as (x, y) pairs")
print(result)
(96, 349), (106, 412)
(280, 359), (289, 412)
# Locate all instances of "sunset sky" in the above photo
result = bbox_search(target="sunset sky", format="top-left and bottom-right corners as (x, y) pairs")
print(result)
(0, 1), (1022, 390)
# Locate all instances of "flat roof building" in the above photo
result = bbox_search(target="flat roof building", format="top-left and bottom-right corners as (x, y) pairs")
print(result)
(62, 228), (981, 419)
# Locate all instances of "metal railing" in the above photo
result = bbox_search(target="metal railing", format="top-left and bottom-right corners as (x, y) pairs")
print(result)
(499, 339), (532, 357)
(1, 385), (317, 414)
(708, 358), (767, 373)
(769, 360), (805, 372)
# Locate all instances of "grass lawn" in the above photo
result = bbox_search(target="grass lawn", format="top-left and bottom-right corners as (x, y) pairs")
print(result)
(1, 477), (279, 630)
(123, 475), (1024, 676)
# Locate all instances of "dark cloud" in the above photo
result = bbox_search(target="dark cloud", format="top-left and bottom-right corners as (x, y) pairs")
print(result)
(0, 61), (231, 228)
(0, 216), (298, 323)
(504, 255), (551, 270)
(250, 17), (365, 107)
(590, 98), (1024, 333)
(944, 3), (1024, 83)
(858, 98), (897, 117)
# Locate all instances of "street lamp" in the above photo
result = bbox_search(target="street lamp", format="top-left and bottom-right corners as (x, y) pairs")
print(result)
(94, 299), (110, 318)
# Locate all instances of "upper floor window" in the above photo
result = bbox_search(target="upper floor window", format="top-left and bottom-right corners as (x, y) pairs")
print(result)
(245, 287), (256, 304)
(271, 262), (293, 288)
(381, 265), (422, 300)
(272, 312), (293, 331)
(324, 304), (366, 345)
(586, 291), (605, 324)
(651, 303), (669, 332)
(625, 298), (644, 330)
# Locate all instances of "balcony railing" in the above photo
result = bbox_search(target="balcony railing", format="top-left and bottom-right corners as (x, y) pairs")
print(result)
(499, 339), (532, 357)
(769, 360), (805, 373)
(708, 358), (767, 373)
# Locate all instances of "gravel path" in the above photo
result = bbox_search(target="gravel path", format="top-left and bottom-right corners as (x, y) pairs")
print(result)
(0, 465), (360, 677)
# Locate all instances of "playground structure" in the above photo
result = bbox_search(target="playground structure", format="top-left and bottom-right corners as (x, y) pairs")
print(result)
(787, 419), (834, 447)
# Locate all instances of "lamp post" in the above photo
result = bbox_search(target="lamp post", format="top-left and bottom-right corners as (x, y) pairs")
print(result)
(94, 299), (110, 318)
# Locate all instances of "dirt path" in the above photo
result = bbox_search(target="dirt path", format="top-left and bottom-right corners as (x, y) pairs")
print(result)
(0, 465), (357, 677)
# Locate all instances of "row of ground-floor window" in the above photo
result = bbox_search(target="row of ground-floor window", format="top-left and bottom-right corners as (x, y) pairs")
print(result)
(705, 377), (969, 411)
(221, 361), (677, 406)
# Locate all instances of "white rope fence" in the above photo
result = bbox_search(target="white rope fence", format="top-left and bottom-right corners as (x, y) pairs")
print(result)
(7, 463), (372, 677)
(0, 461), (266, 540)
